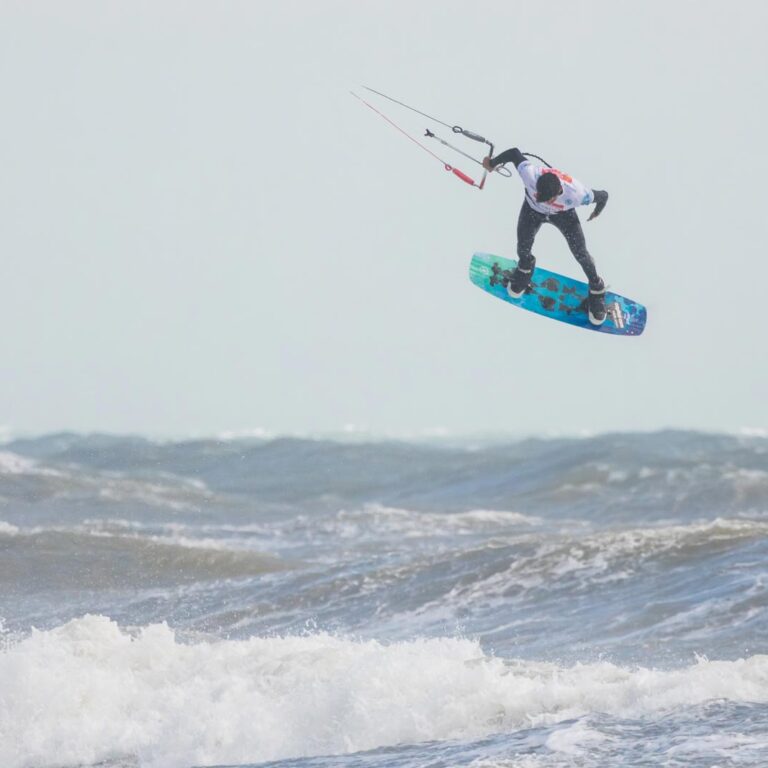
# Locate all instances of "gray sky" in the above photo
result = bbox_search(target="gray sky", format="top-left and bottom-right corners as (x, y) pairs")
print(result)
(1, 1), (766, 438)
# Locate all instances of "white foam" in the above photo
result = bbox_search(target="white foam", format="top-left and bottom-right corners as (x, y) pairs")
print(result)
(216, 427), (274, 440)
(2, 616), (768, 768)
(544, 719), (607, 755)
(669, 734), (768, 764)
(469, 758), (550, 768)
(0, 520), (19, 535)
(736, 427), (768, 439)
(435, 517), (768, 604)
(0, 451), (62, 477)
(335, 504), (540, 539)
(95, 475), (215, 513)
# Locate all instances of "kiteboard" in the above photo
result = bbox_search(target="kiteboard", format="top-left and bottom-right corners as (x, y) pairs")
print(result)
(469, 252), (646, 336)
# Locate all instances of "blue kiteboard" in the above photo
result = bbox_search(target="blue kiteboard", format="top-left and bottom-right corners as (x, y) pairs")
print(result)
(470, 252), (646, 336)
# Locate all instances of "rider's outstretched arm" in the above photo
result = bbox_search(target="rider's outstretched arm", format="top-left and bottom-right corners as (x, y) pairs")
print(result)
(487, 147), (526, 169)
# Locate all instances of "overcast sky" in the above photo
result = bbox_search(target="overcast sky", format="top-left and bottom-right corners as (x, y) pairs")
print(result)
(1, 1), (766, 439)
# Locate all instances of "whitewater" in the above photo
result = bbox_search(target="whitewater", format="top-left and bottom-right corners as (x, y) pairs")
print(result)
(1, 430), (767, 767)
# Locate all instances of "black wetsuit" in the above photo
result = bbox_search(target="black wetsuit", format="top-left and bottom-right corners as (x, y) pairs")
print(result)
(490, 148), (608, 289)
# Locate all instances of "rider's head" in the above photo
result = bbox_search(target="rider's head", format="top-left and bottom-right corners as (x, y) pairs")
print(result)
(536, 172), (562, 203)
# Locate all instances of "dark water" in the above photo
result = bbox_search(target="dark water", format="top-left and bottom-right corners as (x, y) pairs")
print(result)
(1, 430), (767, 767)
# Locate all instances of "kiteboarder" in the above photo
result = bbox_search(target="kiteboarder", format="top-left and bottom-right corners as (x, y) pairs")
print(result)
(483, 149), (609, 325)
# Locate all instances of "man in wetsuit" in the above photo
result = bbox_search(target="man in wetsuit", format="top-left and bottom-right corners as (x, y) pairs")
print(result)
(482, 149), (609, 325)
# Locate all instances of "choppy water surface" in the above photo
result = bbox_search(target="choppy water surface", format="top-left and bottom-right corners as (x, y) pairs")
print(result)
(1, 431), (767, 767)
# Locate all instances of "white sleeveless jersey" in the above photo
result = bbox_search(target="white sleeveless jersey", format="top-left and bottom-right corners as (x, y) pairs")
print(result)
(517, 160), (594, 215)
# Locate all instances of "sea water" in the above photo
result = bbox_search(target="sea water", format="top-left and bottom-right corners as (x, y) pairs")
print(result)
(1, 431), (767, 767)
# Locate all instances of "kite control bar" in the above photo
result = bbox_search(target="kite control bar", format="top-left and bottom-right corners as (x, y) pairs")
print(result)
(424, 129), (513, 179)
(353, 86), (514, 189)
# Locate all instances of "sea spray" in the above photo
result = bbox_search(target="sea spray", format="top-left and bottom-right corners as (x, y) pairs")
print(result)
(2, 616), (768, 768)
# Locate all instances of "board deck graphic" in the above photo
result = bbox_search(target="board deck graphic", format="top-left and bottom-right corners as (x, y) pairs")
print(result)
(470, 252), (646, 336)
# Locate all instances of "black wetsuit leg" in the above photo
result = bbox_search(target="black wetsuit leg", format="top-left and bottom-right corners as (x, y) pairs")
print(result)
(548, 209), (603, 288)
(516, 201), (546, 270)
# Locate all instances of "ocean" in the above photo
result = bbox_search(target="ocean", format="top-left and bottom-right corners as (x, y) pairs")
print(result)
(1, 430), (767, 767)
